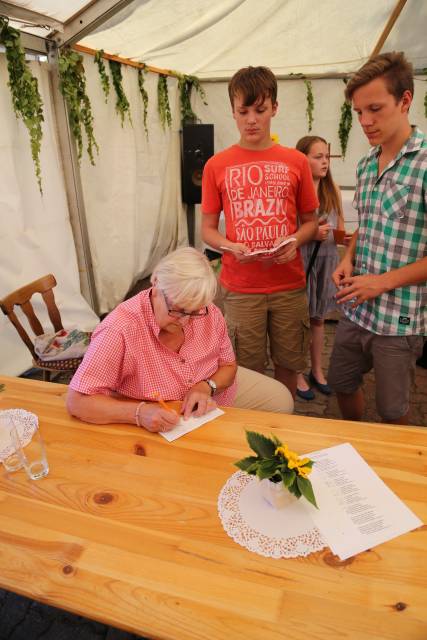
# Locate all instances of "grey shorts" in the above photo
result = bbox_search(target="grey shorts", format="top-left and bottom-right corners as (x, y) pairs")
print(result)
(328, 316), (424, 422)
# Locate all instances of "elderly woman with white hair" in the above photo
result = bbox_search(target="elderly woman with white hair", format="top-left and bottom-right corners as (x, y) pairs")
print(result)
(67, 247), (293, 432)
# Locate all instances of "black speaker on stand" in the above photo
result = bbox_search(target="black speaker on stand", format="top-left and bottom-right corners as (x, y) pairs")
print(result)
(181, 124), (214, 245)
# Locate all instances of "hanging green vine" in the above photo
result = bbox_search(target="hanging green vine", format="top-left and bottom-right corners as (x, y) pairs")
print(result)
(0, 17), (44, 192)
(108, 60), (132, 126)
(338, 81), (353, 158)
(303, 78), (314, 132)
(157, 74), (172, 129)
(338, 100), (352, 158)
(58, 48), (99, 165)
(137, 68), (149, 137)
(94, 49), (110, 103)
(177, 73), (207, 125)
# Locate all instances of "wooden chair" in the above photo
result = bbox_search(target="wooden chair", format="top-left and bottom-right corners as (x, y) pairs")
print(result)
(0, 274), (90, 381)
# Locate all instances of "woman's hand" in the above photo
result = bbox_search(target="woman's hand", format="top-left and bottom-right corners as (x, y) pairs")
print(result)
(181, 382), (217, 419)
(315, 223), (331, 242)
(138, 403), (179, 433)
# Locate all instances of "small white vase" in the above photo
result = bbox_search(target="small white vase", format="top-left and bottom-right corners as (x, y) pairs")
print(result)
(259, 478), (298, 509)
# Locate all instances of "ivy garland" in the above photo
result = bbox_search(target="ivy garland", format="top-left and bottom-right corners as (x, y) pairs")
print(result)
(177, 74), (207, 125)
(157, 74), (172, 129)
(108, 60), (132, 126)
(0, 17), (44, 192)
(338, 80), (353, 159)
(94, 49), (110, 103)
(58, 48), (99, 165)
(303, 79), (314, 131)
(138, 68), (149, 137)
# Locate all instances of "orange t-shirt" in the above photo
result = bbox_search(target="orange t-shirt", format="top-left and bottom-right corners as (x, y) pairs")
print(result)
(202, 144), (319, 293)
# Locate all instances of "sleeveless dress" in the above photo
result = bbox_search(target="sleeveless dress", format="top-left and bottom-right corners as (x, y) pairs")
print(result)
(300, 210), (340, 320)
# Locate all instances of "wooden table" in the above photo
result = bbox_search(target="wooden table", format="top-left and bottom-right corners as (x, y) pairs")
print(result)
(0, 375), (426, 640)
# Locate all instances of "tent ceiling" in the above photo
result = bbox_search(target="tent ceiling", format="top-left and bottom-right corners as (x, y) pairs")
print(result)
(1, 0), (426, 76)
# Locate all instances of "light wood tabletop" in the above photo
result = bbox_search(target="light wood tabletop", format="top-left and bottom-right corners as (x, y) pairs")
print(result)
(0, 375), (426, 640)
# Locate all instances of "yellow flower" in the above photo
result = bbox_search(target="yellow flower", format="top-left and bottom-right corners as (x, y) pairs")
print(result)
(297, 466), (312, 478)
(271, 133), (279, 144)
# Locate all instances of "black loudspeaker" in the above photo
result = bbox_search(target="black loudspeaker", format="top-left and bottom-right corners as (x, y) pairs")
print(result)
(181, 124), (214, 204)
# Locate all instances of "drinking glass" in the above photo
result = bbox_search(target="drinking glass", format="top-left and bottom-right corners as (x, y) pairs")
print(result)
(11, 423), (49, 480)
(0, 412), (24, 472)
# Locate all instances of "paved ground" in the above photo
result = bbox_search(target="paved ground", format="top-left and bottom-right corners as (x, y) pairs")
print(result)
(293, 320), (427, 427)
(1, 316), (425, 640)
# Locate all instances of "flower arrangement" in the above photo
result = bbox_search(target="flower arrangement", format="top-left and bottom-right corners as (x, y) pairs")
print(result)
(235, 431), (317, 507)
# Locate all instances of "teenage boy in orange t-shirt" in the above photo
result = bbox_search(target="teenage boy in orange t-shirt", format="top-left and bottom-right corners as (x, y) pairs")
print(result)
(201, 66), (319, 398)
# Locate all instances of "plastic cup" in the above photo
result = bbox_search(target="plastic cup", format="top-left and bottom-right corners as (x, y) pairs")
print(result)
(10, 423), (49, 480)
(0, 412), (24, 472)
(333, 229), (346, 245)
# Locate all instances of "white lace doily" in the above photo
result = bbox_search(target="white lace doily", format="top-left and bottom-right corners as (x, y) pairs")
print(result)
(218, 471), (327, 558)
(0, 409), (38, 461)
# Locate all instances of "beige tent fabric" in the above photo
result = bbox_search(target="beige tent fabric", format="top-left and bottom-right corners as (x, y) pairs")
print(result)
(78, 54), (188, 314)
(0, 57), (99, 376)
(80, 0), (426, 77)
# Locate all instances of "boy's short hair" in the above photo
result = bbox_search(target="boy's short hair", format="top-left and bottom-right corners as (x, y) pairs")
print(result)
(228, 66), (277, 108)
(345, 51), (414, 102)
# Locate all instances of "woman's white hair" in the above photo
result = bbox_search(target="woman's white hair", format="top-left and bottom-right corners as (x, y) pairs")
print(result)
(151, 247), (217, 310)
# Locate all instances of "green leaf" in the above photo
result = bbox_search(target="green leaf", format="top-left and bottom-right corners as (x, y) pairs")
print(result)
(234, 456), (259, 472)
(282, 470), (296, 488)
(255, 459), (277, 480)
(297, 476), (318, 508)
(246, 431), (276, 458)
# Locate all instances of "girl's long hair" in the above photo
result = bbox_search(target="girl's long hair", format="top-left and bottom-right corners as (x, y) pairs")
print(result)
(296, 136), (344, 221)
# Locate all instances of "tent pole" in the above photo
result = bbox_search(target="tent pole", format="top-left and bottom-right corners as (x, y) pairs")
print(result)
(370, 0), (408, 58)
(46, 40), (100, 316)
(52, 0), (138, 48)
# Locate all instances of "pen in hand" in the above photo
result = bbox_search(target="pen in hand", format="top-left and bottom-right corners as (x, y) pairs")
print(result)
(153, 391), (175, 413)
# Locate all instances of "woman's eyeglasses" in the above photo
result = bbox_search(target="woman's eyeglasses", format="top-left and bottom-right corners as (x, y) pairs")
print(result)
(162, 291), (208, 319)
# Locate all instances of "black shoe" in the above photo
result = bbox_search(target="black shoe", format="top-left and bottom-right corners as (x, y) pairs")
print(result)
(309, 371), (332, 395)
(296, 387), (315, 401)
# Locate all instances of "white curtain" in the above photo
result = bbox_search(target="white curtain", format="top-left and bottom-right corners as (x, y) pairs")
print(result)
(78, 54), (188, 314)
(0, 55), (99, 376)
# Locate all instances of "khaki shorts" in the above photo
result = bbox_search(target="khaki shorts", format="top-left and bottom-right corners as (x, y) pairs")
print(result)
(221, 286), (310, 372)
(328, 316), (424, 422)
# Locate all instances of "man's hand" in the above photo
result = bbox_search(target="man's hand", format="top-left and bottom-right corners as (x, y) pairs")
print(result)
(332, 257), (354, 288)
(270, 235), (298, 264)
(223, 242), (259, 263)
(139, 404), (179, 433)
(181, 382), (217, 419)
(336, 273), (388, 307)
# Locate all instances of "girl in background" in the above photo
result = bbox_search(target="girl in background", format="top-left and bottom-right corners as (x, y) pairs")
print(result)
(296, 135), (345, 400)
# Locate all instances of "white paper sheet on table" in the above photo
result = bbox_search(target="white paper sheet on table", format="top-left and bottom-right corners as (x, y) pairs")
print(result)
(301, 442), (423, 560)
(160, 408), (224, 442)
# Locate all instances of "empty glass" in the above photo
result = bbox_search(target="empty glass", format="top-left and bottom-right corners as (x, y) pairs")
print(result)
(0, 412), (24, 472)
(11, 423), (49, 480)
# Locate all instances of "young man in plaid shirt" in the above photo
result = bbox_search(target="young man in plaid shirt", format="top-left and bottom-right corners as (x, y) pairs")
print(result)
(329, 52), (426, 425)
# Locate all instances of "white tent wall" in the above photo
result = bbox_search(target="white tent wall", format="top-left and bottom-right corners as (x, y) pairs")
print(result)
(0, 56), (99, 376)
(192, 75), (427, 247)
(77, 54), (188, 314)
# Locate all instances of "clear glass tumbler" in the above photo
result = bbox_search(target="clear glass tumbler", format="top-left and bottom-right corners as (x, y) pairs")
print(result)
(11, 423), (49, 480)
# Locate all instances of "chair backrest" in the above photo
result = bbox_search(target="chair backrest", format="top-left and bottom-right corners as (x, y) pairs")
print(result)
(0, 274), (64, 359)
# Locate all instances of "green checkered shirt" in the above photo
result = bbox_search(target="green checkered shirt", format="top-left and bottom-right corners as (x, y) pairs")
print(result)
(345, 126), (427, 335)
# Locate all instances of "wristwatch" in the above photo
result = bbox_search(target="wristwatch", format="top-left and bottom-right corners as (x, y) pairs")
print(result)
(204, 378), (217, 396)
